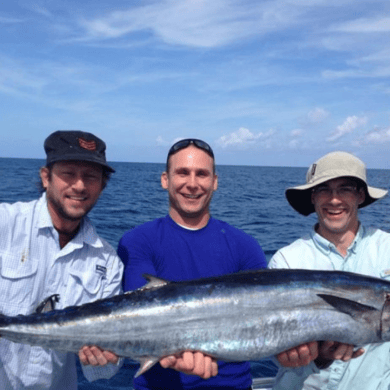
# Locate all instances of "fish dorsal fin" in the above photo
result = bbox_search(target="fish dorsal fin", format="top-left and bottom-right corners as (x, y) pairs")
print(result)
(123, 275), (169, 295)
(35, 294), (60, 314)
(135, 357), (160, 378)
(318, 293), (378, 319)
(143, 274), (169, 289)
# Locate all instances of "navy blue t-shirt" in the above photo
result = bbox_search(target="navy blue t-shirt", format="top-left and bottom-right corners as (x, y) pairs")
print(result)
(118, 216), (267, 389)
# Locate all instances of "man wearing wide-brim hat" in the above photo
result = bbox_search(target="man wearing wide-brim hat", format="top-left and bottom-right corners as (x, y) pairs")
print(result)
(269, 151), (389, 390)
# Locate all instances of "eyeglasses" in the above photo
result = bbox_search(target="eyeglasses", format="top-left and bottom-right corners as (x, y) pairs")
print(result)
(167, 139), (214, 160)
(312, 184), (358, 198)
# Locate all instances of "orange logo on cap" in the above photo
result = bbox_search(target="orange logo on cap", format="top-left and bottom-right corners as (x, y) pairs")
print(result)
(79, 138), (97, 151)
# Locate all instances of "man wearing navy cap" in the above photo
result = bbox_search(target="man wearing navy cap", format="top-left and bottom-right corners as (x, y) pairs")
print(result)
(0, 130), (122, 389)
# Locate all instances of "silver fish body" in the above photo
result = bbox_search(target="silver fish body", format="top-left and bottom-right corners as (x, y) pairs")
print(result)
(1, 269), (390, 375)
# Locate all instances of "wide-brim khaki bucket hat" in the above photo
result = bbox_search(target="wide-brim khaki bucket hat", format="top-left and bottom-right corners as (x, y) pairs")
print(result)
(286, 151), (388, 216)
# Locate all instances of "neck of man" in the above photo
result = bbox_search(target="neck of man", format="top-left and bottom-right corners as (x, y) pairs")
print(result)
(57, 227), (80, 249)
(316, 222), (359, 257)
(50, 214), (82, 249)
(169, 209), (210, 230)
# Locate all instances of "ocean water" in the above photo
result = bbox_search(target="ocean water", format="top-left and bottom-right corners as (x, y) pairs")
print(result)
(1, 158), (390, 389)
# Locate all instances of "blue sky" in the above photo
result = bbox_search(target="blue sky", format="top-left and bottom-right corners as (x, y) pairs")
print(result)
(1, 0), (390, 168)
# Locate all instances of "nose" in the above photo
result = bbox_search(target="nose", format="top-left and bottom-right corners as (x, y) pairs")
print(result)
(328, 190), (343, 202)
(186, 173), (198, 189)
(72, 176), (87, 192)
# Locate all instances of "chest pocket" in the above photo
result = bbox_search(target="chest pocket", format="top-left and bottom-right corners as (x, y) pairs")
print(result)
(67, 261), (106, 305)
(0, 252), (38, 315)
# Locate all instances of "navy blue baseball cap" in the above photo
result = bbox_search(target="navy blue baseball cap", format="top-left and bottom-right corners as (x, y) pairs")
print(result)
(44, 130), (115, 173)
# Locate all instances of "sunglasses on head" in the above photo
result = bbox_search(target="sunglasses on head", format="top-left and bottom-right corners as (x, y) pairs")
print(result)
(167, 139), (214, 160)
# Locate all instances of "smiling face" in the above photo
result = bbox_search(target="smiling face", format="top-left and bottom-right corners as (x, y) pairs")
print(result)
(40, 161), (104, 233)
(161, 145), (218, 228)
(311, 177), (365, 244)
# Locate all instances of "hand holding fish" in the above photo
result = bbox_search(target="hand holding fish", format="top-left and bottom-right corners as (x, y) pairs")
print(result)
(79, 346), (119, 366)
(277, 341), (365, 369)
(160, 351), (218, 379)
(315, 341), (365, 366)
(79, 346), (219, 380)
(276, 341), (319, 367)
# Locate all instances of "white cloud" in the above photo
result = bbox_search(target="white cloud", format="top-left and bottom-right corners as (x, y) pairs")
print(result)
(331, 17), (390, 33)
(0, 16), (23, 23)
(0, 54), (139, 114)
(156, 136), (167, 146)
(291, 129), (303, 137)
(358, 49), (390, 63)
(365, 128), (390, 142)
(353, 127), (390, 146)
(298, 108), (329, 130)
(327, 116), (368, 142)
(307, 107), (329, 124)
(322, 66), (390, 80)
(217, 127), (275, 148)
(288, 139), (300, 149)
(65, 0), (390, 54)
(75, 0), (306, 47)
(288, 128), (317, 150)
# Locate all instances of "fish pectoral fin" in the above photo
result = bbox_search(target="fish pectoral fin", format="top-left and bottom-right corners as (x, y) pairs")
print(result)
(35, 294), (60, 314)
(317, 293), (378, 319)
(135, 357), (160, 377)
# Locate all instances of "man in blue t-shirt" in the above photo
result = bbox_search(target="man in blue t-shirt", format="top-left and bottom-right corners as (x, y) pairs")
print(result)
(118, 139), (267, 390)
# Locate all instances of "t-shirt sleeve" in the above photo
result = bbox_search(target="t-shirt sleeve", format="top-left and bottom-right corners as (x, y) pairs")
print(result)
(239, 233), (267, 270)
(118, 227), (158, 292)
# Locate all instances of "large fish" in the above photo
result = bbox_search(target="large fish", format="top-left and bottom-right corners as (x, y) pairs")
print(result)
(1, 269), (390, 377)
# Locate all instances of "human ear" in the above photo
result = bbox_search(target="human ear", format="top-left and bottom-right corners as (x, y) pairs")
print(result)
(161, 172), (169, 190)
(40, 167), (50, 189)
(213, 175), (218, 191)
(358, 188), (366, 205)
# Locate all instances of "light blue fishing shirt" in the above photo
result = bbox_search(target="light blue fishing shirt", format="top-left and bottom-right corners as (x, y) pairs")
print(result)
(268, 224), (390, 390)
(0, 194), (123, 390)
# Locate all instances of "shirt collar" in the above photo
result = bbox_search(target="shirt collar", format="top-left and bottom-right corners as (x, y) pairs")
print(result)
(311, 227), (332, 255)
(75, 216), (103, 248)
(37, 193), (54, 229)
(311, 222), (364, 255)
(167, 214), (212, 231)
